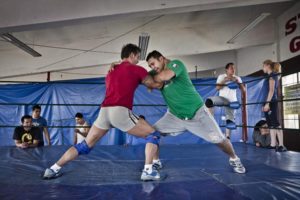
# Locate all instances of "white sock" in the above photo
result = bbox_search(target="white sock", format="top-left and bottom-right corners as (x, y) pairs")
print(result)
(50, 163), (61, 173)
(229, 156), (239, 161)
(153, 159), (160, 164)
(144, 164), (152, 173)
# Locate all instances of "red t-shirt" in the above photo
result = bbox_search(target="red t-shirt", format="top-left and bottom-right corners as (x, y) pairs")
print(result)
(101, 61), (148, 110)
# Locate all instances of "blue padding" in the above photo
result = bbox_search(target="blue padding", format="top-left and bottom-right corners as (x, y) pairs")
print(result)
(0, 76), (269, 145)
(146, 131), (160, 145)
(229, 101), (241, 109)
(74, 140), (92, 155)
(0, 144), (299, 199)
(227, 82), (239, 89)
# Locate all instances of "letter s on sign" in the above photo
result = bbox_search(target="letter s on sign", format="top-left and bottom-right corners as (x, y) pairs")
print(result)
(285, 16), (297, 36)
(290, 36), (300, 53)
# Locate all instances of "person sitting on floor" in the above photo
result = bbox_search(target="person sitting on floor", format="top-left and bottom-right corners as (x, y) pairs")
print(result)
(73, 113), (90, 145)
(13, 115), (40, 148)
(252, 120), (271, 148)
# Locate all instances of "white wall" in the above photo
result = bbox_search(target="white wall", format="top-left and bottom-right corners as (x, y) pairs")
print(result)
(277, 1), (300, 61)
(236, 44), (277, 76)
(174, 50), (236, 72)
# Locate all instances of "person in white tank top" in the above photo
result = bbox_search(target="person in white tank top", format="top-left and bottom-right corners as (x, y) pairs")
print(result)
(74, 113), (90, 145)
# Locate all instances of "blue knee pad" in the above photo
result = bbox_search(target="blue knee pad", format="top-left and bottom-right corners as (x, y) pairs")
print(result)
(146, 131), (160, 146)
(74, 140), (92, 155)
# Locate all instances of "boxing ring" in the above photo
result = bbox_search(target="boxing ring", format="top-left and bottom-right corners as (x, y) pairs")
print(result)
(0, 75), (299, 199)
(0, 143), (300, 199)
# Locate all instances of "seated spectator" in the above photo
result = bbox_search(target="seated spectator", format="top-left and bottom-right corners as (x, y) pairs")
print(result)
(13, 115), (40, 148)
(74, 113), (90, 145)
(252, 120), (271, 148)
(31, 105), (51, 146)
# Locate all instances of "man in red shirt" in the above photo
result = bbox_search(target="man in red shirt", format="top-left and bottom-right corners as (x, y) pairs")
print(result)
(43, 44), (162, 181)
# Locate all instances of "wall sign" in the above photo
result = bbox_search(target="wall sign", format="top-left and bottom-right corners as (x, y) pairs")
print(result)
(285, 13), (300, 53)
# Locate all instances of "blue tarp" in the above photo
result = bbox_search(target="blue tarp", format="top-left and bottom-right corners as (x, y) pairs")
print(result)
(0, 77), (266, 146)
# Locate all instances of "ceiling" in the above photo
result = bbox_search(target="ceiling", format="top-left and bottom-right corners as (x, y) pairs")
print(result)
(0, 0), (297, 81)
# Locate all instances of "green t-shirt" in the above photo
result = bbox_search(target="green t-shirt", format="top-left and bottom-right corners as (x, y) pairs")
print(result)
(160, 60), (204, 119)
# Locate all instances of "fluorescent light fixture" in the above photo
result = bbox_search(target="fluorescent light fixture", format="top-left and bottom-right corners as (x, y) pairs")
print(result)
(227, 13), (271, 44)
(1, 33), (42, 57)
(138, 33), (150, 60)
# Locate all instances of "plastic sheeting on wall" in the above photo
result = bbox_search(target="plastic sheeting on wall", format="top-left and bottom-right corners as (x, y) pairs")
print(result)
(0, 77), (266, 146)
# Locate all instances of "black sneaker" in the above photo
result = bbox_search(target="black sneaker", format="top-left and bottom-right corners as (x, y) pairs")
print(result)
(276, 146), (287, 152)
(267, 146), (276, 149)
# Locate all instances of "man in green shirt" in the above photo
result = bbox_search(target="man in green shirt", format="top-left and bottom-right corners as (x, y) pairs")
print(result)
(142, 51), (246, 178)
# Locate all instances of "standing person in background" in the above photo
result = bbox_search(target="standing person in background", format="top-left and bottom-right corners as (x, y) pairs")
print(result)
(32, 105), (51, 146)
(205, 63), (246, 140)
(74, 113), (90, 145)
(262, 60), (286, 152)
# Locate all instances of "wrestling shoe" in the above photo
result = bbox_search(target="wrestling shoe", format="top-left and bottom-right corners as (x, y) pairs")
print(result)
(229, 157), (246, 174)
(141, 170), (160, 181)
(276, 146), (287, 152)
(42, 168), (62, 179)
(153, 161), (163, 171)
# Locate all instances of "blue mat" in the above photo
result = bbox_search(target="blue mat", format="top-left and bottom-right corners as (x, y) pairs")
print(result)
(0, 143), (299, 200)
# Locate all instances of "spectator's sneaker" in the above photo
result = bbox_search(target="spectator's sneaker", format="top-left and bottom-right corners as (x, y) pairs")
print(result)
(141, 170), (160, 181)
(267, 146), (276, 150)
(153, 161), (163, 171)
(42, 168), (62, 179)
(229, 157), (246, 174)
(276, 146), (287, 152)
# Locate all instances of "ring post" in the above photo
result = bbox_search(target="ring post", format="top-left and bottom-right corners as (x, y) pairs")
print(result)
(241, 86), (248, 142)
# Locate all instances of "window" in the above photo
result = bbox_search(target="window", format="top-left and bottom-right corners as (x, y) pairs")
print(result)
(282, 72), (300, 129)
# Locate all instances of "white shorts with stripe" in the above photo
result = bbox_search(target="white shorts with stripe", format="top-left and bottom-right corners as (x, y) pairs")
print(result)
(93, 106), (139, 132)
(154, 106), (226, 143)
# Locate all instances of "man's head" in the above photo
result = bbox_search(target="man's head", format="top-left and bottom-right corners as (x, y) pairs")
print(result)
(32, 105), (41, 118)
(121, 43), (141, 65)
(225, 63), (235, 76)
(146, 50), (165, 73)
(75, 113), (84, 125)
(139, 115), (145, 120)
(21, 115), (33, 130)
(255, 120), (269, 135)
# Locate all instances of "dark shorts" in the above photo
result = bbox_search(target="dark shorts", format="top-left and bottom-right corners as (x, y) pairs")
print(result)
(264, 102), (280, 128)
(38, 141), (44, 147)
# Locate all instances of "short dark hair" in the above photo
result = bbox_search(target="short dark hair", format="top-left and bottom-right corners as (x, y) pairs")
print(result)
(32, 105), (41, 111)
(75, 113), (83, 118)
(21, 115), (32, 123)
(146, 50), (163, 61)
(254, 120), (267, 131)
(121, 43), (141, 59)
(139, 115), (145, 120)
(225, 63), (234, 70)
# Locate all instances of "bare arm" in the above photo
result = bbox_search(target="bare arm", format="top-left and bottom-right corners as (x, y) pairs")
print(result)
(75, 126), (90, 137)
(239, 84), (246, 94)
(43, 127), (51, 146)
(154, 69), (175, 82)
(216, 79), (227, 90)
(142, 75), (164, 89)
(15, 140), (26, 148)
(216, 77), (230, 90)
(73, 132), (77, 145)
(83, 126), (90, 137)
(266, 78), (275, 103)
(27, 140), (39, 148)
(108, 61), (120, 73)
